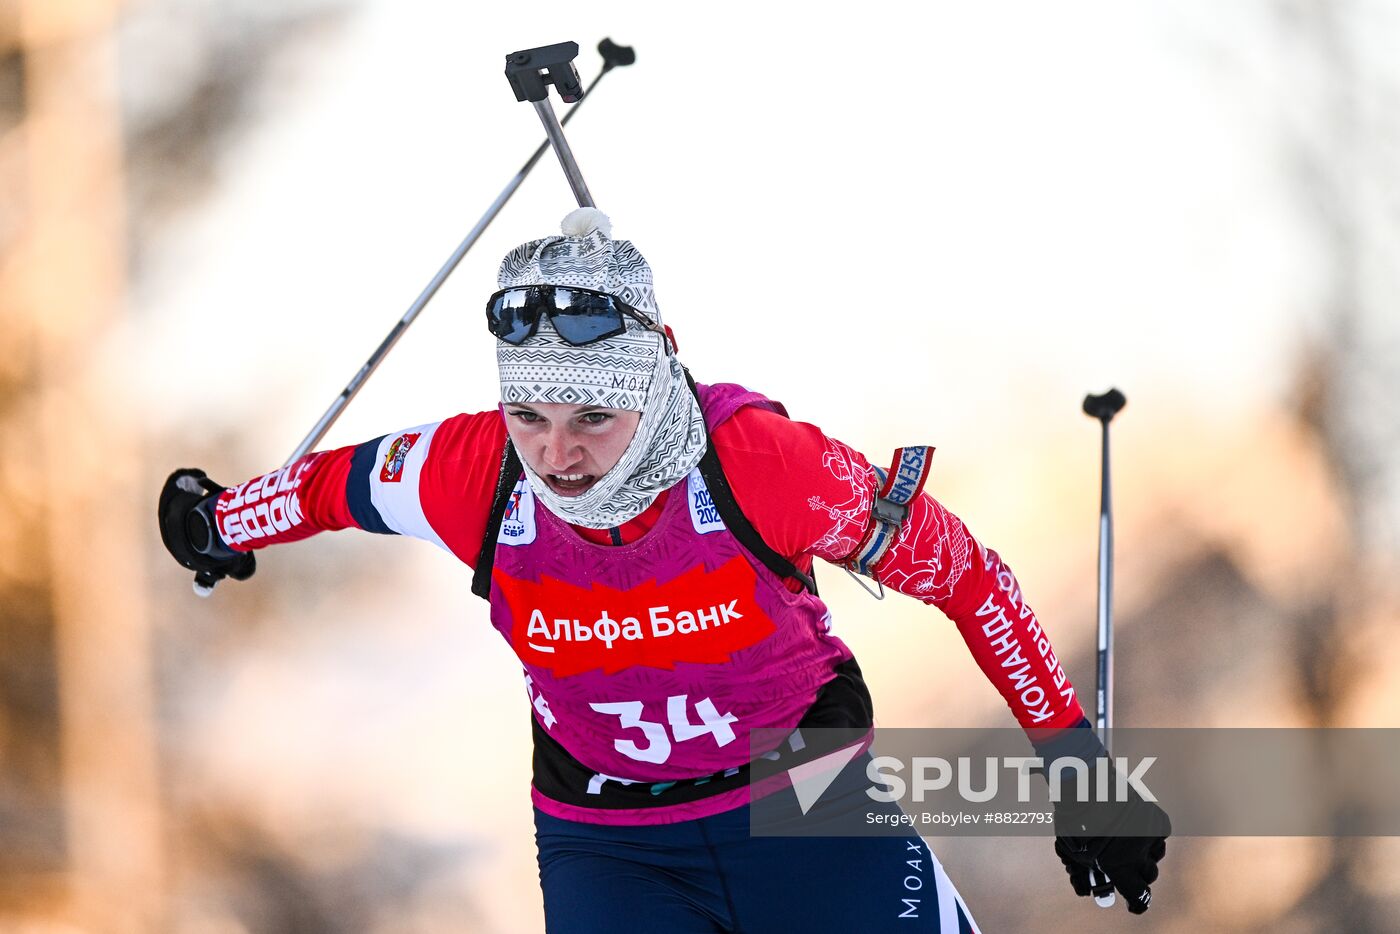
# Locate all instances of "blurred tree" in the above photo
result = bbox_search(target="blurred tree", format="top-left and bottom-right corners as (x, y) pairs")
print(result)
(2, 1), (163, 931)
(1276, 1), (1400, 929)
(1, 13), (66, 915)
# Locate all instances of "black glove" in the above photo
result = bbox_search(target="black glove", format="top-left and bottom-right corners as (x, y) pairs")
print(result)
(1051, 757), (1170, 915)
(158, 468), (256, 591)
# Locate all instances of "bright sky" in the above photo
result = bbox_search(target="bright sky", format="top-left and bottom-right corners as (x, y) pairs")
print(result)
(134, 1), (1333, 461)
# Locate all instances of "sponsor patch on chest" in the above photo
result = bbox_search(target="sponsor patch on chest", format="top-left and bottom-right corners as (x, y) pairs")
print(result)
(493, 556), (774, 677)
(687, 468), (726, 535)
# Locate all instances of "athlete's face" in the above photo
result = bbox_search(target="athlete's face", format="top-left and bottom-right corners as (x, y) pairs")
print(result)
(504, 402), (642, 498)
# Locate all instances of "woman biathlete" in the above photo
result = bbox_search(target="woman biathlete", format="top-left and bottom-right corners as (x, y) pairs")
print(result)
(160, 208), (1168, 932)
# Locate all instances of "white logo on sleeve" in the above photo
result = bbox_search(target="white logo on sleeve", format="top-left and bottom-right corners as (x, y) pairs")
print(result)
(687, 469), (725, 535)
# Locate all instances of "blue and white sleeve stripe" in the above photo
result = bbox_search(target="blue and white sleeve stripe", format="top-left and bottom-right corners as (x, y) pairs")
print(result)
(346, 435), (395, 534)
(344, 423), (452, 554)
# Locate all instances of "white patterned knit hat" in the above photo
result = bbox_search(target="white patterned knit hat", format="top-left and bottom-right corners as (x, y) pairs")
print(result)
(497, 207), (662, 411)
(494, 208), (707, 529)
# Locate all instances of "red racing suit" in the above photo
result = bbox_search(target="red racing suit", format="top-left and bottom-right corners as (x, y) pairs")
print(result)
(212, 384), (1087, 818)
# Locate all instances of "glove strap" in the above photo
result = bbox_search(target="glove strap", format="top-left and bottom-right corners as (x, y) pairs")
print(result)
(189, 496), (237, 559)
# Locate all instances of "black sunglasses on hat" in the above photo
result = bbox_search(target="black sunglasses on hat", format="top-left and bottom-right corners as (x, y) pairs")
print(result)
(486, 285), (669, 348)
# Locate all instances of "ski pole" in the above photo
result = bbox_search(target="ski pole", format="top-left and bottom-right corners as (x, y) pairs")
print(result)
(504, 41), (598, 208)
(1082, 386), (1126, 908)
(192, 39), (635, 598)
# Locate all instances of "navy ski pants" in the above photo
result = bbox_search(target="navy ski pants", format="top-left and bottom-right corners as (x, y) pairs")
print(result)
(534, 791), (980, 932)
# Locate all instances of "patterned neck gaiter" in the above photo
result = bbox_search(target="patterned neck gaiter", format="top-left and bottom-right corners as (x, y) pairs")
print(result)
(498, 321), (705, 529)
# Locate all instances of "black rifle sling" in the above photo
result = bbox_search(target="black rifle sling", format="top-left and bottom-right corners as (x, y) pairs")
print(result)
(695, 434), (818, 596)
(686, 368), (817, 595)
(471, 376), (817, 601)
(471, 441), (523, 600)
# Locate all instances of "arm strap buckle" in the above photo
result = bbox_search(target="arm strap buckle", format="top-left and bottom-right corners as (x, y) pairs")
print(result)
(844, 445), (935, 586)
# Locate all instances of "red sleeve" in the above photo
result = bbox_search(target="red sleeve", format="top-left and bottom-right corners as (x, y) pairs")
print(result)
(874, 501), (1086, 731)
(414, 411), (509, 566)
(213, 447), (358, 552)
(211, 409), (507, 567)
(714, 406), (1086, 732)
(708, 407), (874, 563)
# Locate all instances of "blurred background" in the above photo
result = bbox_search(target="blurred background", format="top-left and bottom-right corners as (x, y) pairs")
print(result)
(2, 1), (1398, 931)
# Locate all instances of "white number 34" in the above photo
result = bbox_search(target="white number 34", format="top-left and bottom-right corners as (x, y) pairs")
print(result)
(588, 694), (738, 764)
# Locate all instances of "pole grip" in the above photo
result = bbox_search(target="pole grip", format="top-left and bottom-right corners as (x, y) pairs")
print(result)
(505, 41), (585, 102)
(1083, 388), (1126, 423)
